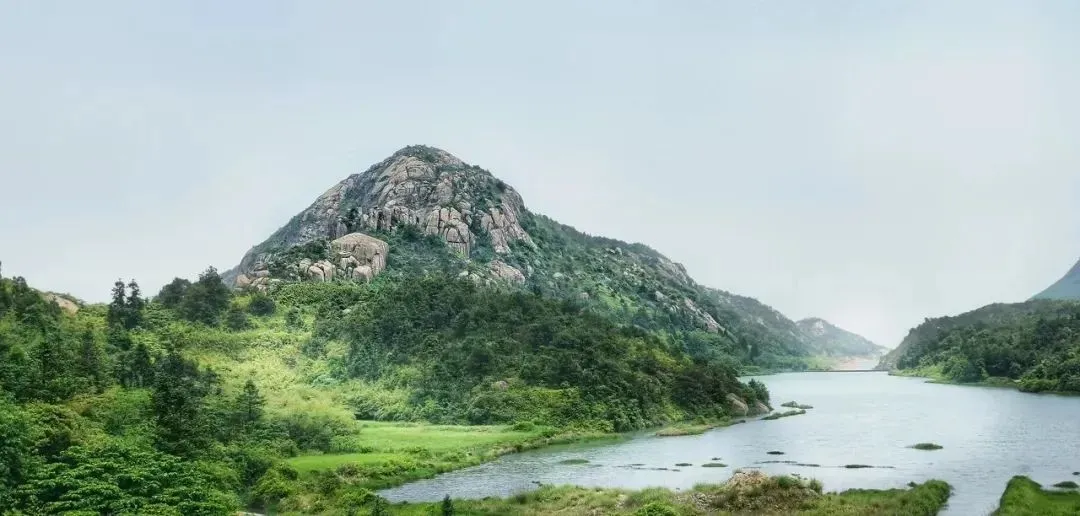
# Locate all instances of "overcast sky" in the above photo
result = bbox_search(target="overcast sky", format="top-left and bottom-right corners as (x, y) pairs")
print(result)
(2, 1), (1079, 346)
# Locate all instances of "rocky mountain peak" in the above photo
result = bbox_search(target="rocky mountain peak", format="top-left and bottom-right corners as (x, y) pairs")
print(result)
(227, 145), (535, 286)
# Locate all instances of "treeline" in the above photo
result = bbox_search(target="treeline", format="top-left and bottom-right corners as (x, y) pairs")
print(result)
(0, 268), (293, 514)
(890, 299), (1080, 392)
(306, 275), (768, 432)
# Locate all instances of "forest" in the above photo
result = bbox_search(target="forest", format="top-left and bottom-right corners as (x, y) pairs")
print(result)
(0, 262), (768, 515)
(888, 299), (1080, 392)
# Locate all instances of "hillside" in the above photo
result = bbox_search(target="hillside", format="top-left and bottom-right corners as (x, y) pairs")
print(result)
(1033, 257), (1080, 300)
(796, 317), (887, 358)
(224, 145), (814, 370)
(875, 299), (1080, 392)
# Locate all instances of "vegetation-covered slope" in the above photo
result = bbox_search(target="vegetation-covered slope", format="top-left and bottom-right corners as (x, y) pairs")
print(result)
(796, 317), (887, 357)
(0, 257), (772, 514)
(226, 145), (815, 371)
(876, 299), (1080, 392)
(1033, 257), (1080, 301)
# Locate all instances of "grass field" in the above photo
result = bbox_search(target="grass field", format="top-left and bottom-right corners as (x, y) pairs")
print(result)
(993, 476), (1080, 515)
(284, 420), (612, 490)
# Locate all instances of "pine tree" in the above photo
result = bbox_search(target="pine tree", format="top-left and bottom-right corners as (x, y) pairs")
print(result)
(79, 329), (105, 393)
(179, 267), (231, 326)
(156, 278), (191, 309)
(107, 280), (127, 328)
(120, 341), (154, 388)
(233, 379), (265, 437)
(124, 280), (144, 329)
(152, 347), (210, 457)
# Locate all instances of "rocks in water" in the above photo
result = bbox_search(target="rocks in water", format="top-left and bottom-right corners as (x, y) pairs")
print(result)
(761, 409), (806, 421)
(909, 443), (943, 451)
(557, 458), (589, 465)
(766, 451), (785, 456)
(750, 400), (771, 416)
(702, 463), (728, 468)
(675, 463), (693, 467)
(780, 401), (814, 410)
(726, 394), (749, 416)
(1054, 481), (1079, 489)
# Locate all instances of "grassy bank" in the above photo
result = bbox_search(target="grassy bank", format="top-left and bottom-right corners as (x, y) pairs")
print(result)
(285, 421), (614, 488)
(654, 418), (746, 437)
(994, 476), (1080, 515)
(385, 471), (951, 515)
(890, 367), (1023, 390)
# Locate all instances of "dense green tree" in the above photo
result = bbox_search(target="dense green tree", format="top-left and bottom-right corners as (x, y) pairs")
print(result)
(125, 280), (145, 329)
(107, 279), (127, 328)
(441, 495), (455, 515)
(0, 396), (33, 509)
(17, 439), (237, 515)
(152, 348), (213, 457)
(157, 277), (192, 309)
(78, 328), (107, 393)
(179, 267), (232, 326)
(247, 292), (277, 316)
(232, 379), (265, 438)
(119, 341), (154, 388)
(224, 304), (252, 331)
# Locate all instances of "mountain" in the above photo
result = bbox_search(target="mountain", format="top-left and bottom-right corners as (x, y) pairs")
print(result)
(224, 145), (814, 369)
(875, 299), (1080, 392)
(1033, 257), (1080, 300)
(795, 317), (886, 357)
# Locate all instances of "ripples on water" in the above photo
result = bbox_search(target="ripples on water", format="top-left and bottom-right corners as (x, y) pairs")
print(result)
(380, 372), (1080, 514)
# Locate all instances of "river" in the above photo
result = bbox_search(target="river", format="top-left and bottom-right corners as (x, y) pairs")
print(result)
(379, 372), (1080, 514)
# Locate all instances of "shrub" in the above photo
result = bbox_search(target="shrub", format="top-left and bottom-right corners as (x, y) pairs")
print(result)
(635, 501), (679, 516)
(247, 293), (277, 316)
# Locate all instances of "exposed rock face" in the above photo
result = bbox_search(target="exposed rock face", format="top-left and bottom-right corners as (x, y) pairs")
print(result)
(42, 293), (79, 314)
(225, 146), (535, 286)
(487, 260), (526, 284)
(331, 233), (388, 281)
(684, 298), (721, 333)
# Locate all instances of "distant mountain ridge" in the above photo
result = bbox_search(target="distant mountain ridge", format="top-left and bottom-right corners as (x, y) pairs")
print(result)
(224, 145), (818, 368)
(795, 317), (887, 357)
(1033, 257), (1080, 300)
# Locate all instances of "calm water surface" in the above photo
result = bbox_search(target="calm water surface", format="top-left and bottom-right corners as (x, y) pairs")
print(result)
(380, 372), (1080, 514)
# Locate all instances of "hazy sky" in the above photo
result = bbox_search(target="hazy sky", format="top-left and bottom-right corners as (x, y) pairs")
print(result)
(3, 1), (1079, 346)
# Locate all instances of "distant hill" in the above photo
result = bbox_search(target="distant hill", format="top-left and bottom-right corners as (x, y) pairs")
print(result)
(224, 145), (817, 369)
(875, 299), (1080, 393)
(1033, 258), (1080, 300)
(796, 318), (887, 358)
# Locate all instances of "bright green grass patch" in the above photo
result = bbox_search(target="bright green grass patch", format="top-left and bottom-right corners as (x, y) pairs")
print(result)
(654, 418), (743, 437)
(383, 475), (951, 515)
(994, 476), (1080, 515)
(284, 421), (611, 490)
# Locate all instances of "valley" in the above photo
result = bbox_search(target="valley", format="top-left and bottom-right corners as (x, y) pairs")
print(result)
(2, 146), (1077, 516)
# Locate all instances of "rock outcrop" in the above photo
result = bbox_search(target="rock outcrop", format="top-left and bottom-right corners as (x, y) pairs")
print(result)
(225, 146), (535, 286)
(42, 293), (79, 314)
